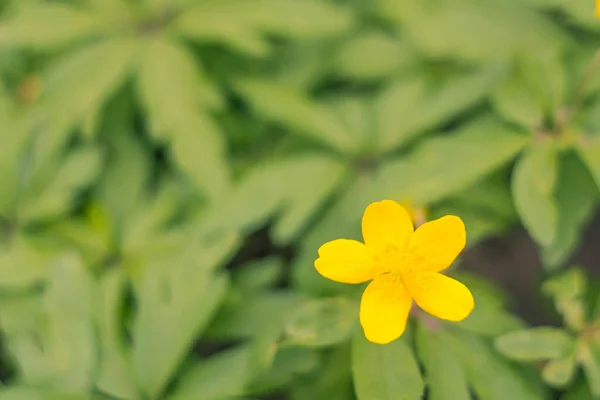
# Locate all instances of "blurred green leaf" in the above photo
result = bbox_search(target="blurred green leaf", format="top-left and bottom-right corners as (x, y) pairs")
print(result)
(94, 269), (138, 400)
(579, 341), (600, 397)
(250, 347), (321, 394)
(491, 62), (545, 130)
(176, 0), (352, 54)
(333, 31), (414, 81)
(0, 387), (103, 400)
(352, 330), (424, 400)
(416, 323), (470, 400)
(173, 2), (270, 57)
(234, 79), (359, 153)
(132, 234), (237, 398)
(495, 327), (575, 361)
(282, 297), (357, 348)
(20, 147), (102, 224)
(232, 257), (283, 292)
(3, 254), (96, 391)
(455, 280), (524, 337)
(541, 153), (597, 269)
(449, 330), (546, 400)
(169, 345), (253, 400)
(542, 355), (577, 387)
(34, 37), (139, 156)
(542, 268), (586, 331)
(206, 154), (346, 245)
(512, 139), (558, 246)
(543, 268), (586, 301)
(208, 291), (309, 340)
(375, 66), (500, 151)
(0, 236), (47, 288)
(0, 3), (104, 51)
(379, 0), (566, 62)
(578, 135), (600, 191)
(378, 116), (530, 204)
(137, 37), (229, 199)
(242, 0), (353, 38)
(97, 128), (150, 235)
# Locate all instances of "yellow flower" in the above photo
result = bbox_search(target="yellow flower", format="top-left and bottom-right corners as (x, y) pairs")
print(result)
(597, 0), (600, 18)
(314, 200), (474, 344)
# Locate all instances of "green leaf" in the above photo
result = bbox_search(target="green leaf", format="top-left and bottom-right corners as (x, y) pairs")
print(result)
(0, 387), (103, 400)
(282, 297), (357, 348)
(0, 236), (47, 288)
(94, 269), (138, 400)
(172, 2), (270, 56)
(205, 154), (346, 245)
(136, 37), (229, 199)
(97, 127), (151, 233)
(542, 355), (577, 387)
(35, 37), (139, 154)
(250, 347), (321, 394)
(333, 31), (414, 81)
(512, 139), (558, 246)
(542, 268), (586, 331)
(132, 235), (237, 399)
(495, 327), (575, 361)
(416, 323), (470, 400)
(3, 255), (96, 391)
(169, 345), (253, 400)
(449, 330), (546, 400)
(352, 330), (424, 400)
(577, 135), (600, 191)
(176, 0), (351, 52)
(379, 0), (565, 62)
(455, 279), (524, 337)
(579, 341), (600, 397)
(0, 3), (104, 51)
(377, 116), (530, 205)
(232, 257), (283, 292)
(490, 62), (545, 129)
(233, 79), (359, 153)
(207, 291), (309, 340)
(541, 153), (597, 269)
(376, 66), (500, 151)
(20, 147), (102, 224)
(543, 268), (586, 300)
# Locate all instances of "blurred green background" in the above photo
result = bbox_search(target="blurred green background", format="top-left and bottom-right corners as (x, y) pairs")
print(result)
(1, 0), (600, 399)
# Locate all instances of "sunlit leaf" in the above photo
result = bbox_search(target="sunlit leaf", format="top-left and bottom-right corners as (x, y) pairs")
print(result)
(376, 66), (500, 151)
(234, 79), (359, 153)
(512, 139), (558, 246)
(137, 37), (229, 199)
(495, 327), (575, 361)
(0, 3), (104, 51)
(416, 323), (470, 400)
(352, 330), (424, 400)
(94, 269), (138, 399)
(169, 345), (253, 400)
(132, 234), (237, 398)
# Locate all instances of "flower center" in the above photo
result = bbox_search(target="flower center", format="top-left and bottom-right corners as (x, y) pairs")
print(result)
(372, 245), (425, 277)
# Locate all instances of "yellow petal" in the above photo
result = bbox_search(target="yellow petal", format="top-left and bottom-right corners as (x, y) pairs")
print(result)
(404, 272), (474, 321)
(314, 239), (375, 284)
(362, 200), (413, 254)
(359, 274), (412, 344)
(408, 215), (466, 272)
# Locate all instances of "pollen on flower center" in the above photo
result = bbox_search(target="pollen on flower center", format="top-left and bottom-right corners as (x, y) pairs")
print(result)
(371, 245), (427, 277)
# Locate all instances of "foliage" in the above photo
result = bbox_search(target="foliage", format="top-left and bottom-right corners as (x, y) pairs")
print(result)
(0, 0), (598, 399)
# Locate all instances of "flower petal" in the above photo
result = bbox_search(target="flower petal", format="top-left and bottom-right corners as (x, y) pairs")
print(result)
(404, 272), (474, 322)
(359, 274), (412, 344)
(362, 200), (413, 254)
(315, 239), (375, 284)
(408, 215), (466, 272)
